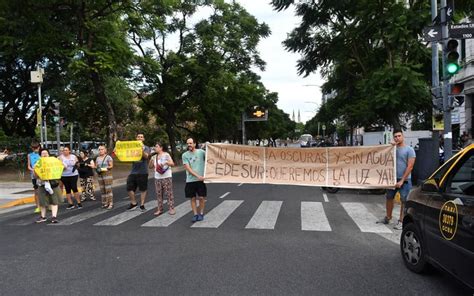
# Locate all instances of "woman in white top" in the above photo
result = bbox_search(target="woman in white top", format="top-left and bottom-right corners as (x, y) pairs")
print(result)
(149, 142), (175, 215)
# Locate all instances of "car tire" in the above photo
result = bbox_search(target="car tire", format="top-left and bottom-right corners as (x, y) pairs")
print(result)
(400, 222), (428, 273)
(322, 187), (339, 193)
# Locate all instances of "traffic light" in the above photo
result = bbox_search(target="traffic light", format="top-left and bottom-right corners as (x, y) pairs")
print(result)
(51, 102), (60, 123)
(446, 39), (460, 75)
(450, 83), (465, 106)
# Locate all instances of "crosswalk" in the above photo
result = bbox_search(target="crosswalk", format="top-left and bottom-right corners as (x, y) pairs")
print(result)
(1, 198), (401, 238)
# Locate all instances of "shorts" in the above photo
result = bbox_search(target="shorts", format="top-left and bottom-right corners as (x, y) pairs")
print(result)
(185, 181), (207, 198)
(386, 179), (412, 202)
(127, 174), (148, 192)
(38, 186), (61, 206)
(61, 175), (79, 194)
(32, 178), (38, 189)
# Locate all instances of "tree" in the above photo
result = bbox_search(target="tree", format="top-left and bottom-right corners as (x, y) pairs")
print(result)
(273, 0), (432, 130)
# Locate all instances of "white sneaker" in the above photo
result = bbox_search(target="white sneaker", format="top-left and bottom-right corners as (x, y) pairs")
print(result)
(393, 220), (403, 230)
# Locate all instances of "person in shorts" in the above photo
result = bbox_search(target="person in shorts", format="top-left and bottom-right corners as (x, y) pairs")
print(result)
(58, 146), (82, 209)
(377, 129), (416, 230)
(182, 137), (207, 222)
(126, 133), (151, 211)
(35, 149), (61, 224)
(27, 142), (41, 213)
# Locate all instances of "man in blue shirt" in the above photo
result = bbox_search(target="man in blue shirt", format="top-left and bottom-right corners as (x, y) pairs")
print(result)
(127, 133), (151, 211)
(377, 129), (416, 230)
(27, 142), (41, 213)
(182, 137), (207, 222)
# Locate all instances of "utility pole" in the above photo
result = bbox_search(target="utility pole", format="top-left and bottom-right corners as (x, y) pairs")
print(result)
(441, 0), (453, 159)
(30, 66), (44, 147)
(431, 0), (440, 147)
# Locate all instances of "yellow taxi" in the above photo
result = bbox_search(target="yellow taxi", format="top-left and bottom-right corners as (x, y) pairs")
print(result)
(401, 144), (474, 290)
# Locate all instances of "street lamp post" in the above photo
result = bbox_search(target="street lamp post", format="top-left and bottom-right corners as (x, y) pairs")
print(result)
(30, 66), (44, 147)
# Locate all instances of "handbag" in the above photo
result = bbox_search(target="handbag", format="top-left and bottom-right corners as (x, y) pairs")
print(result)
(96, 155), (108, 174)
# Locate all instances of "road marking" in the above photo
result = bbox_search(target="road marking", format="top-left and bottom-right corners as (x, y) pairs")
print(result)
(245, 201), (282, 230)
(51, 201), (130, 225)
(323, 193), (329, 202)
(0, 204), (35, 215)
(237, 183), (243, 187)
(94, 200), (156, 226)
(142, 201), (191, 227)
(219, 192), (230, 199)
(341, 202), (392, 233)
(191, 200), (243, 228)
(301, 202), (332, 231)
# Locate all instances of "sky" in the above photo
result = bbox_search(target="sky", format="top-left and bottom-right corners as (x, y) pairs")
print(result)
(236, 1), (324, 123)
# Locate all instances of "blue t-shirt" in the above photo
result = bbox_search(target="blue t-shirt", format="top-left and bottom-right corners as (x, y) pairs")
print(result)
(182, 149), (206, 183)
(130, 145), (151, 175)
(396, 145), (416, 180)
(29, 152), (40, 179)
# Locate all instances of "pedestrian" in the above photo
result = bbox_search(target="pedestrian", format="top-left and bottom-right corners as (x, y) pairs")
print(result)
(126, 132), (151, 211)
(93, 145), (114, 209)
(377, 129), (416, 230)
(182, 137), (207, 222)
(149, 142), (175, 216)
(27, 142), (41, 213)
(58, 146), (82, 209)
(78, 150), (96, 201)
(35, 149), (61, 224)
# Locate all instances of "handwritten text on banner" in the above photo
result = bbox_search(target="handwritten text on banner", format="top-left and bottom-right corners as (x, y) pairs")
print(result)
(205, 144), (396, 188)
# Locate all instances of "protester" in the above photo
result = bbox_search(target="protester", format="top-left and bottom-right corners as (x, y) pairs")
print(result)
(93, 145), (114, 209)
(58, 146), (82, 209)
(126, 133), (151, 212)
(377, 129), (416, 230)
(182, 137), (207, 222)
(27, 142), (41, 213)
(35, 149), (61, 224)
(149, 142), (175, 216)
(78, 150), (96, 201)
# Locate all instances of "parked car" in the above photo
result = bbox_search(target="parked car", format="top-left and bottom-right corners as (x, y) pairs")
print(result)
(299, 134), (315, 148)
(401, 144), (474, 290)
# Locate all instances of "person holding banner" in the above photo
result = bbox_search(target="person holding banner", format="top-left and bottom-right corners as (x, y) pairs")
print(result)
(126, 133), (151, 211)
(59, 146), (82, 209)
(377, 129), (416, 230)
(35, 149), (61, 224)
(182, 137), (207, 222)
(27, 142), (41, 213)
(93, 145), (114, 209)
(149, 142), (175, 216)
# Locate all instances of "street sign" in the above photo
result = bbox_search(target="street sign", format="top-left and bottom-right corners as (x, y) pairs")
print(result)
(423, 26), (442, 42)
(449, 23), (474, 39)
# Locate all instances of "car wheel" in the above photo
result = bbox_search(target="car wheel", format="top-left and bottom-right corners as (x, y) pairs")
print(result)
(323, 187), (339, 193)
(400, 222), (428, 273)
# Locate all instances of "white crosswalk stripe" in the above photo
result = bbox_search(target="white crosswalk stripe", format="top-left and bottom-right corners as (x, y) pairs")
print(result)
(245, 201), (282, 230)
(191, 200), (243, 228)
(341, 202), (392, 233)
(301, 201), (332, 231)
(142, 201), (191, 227)
(52, 200), (130, 226)
(94, 200), (156, 226)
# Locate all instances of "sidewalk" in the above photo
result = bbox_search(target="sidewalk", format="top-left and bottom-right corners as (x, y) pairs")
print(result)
(0, 165), (185, 209)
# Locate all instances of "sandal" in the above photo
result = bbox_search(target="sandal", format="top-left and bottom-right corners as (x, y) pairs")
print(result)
(168, 209), (176, 215)
(153, 210), (162, 216)
(107, 204), (113, 210)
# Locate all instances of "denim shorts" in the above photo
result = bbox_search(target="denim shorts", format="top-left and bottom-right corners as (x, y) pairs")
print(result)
(386, 179), (412, 202)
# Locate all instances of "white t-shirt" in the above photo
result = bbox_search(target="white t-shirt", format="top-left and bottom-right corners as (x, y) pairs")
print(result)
(151, 153), (172, 179)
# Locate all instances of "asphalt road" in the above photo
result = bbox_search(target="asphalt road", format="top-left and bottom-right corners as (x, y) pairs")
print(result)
(0, 171), (471, 295)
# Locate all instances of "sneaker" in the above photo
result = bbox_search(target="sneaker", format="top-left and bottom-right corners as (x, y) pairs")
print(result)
(140, 205), (146, 212)
(35, 216), (47, 223)
(66, 204), (75, 210)
(376, 216), (391, 224)
(197, 214), (204, 221)
(191, 215), (199, 223)
(168, 209), (176, 215)
(77, 203), (83, 209)
(127, 203), (138, 210)
(393, 220), (403, 230)
(34, 207), (40, 214)
(50, 217), (59, 224)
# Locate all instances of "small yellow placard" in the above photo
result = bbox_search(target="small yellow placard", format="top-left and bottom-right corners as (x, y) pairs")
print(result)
(439, 200), (458, 240)
(34, 157), (64, 180)
(115, 141), (143, 162)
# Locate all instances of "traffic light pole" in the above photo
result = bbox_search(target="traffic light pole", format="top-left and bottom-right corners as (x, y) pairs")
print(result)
(242, 113), (246, 145)
(431, 0), (440, 147)
(441, 0), (453, 159)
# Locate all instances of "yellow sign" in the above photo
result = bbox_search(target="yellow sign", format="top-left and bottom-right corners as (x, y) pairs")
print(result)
(34, 157), (64, 180)
(205, 144), (396, 188)
(432, 112), (444, 131)
(439, 200), (458, 240)
(115, 141), (143, 162)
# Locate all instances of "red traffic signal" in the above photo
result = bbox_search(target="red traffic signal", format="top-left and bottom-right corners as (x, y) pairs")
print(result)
(450, 83), (464, 95)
